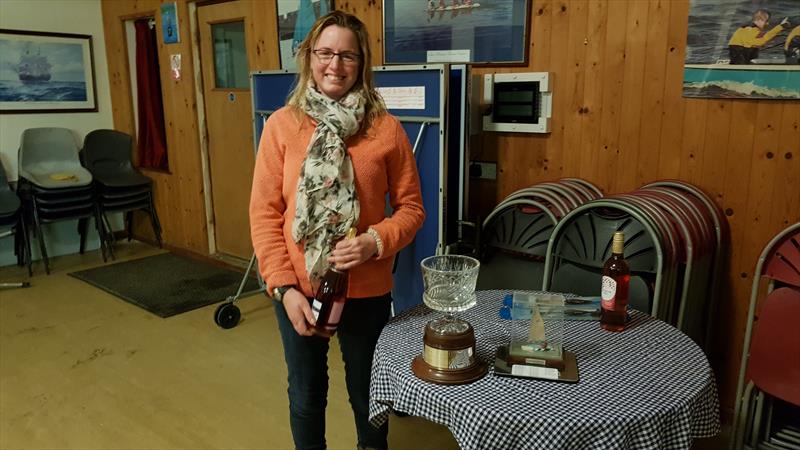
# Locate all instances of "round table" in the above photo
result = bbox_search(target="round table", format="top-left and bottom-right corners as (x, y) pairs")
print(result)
(369, 290), (720, 449)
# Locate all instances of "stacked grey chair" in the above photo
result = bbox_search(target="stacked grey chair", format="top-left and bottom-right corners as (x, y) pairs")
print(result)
(81, 129), (162, 258)
(0, 158), (31, 286)
(17, 127), (107, 274)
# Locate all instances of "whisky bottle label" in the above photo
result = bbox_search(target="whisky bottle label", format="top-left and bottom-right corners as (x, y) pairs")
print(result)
(601, 276), (617, 309)
(311, 299), (322, 321)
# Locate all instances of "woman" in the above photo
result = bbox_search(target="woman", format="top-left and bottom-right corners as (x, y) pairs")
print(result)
(249, 10), (425, 450)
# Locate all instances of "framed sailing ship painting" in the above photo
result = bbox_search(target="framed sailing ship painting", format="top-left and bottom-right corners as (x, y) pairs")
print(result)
(0, 29), (97, 113)
(383, 0), (530, 65)
(276, 0), (334, 71)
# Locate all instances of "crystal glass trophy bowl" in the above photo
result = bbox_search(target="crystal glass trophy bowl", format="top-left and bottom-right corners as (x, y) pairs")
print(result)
(413, 255), (486, 384)
(421, 254), (479, 312)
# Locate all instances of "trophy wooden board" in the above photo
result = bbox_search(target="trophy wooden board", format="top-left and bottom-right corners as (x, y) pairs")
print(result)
(493, 347), (579, 383)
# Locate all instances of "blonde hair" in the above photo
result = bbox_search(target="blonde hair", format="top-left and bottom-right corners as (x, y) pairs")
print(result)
(286, 10), (386, 132)
(753, 9), (770, 23)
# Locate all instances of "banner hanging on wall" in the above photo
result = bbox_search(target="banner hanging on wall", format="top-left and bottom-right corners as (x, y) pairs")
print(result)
(683, 0), (799, 100)
(160, 2), (180, 44)
(276, 0), (333, 71)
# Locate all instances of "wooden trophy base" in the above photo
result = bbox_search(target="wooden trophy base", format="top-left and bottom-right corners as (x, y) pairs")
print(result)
(411, 355), (487, 385)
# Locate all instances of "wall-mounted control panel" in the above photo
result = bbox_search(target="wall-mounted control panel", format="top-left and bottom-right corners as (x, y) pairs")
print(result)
(482, 72), (552, 133)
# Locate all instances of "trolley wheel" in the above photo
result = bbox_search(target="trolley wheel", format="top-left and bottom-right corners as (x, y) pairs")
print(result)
(214, 303), (241, 329)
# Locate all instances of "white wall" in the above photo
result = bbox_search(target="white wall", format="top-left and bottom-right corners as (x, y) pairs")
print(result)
(1, 0), (114, 268)
(0, 0), (113, 180)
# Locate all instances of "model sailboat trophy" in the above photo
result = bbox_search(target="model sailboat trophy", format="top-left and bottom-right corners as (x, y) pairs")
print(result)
(412, 255), (487, 384)
(494, 293), (578, 382)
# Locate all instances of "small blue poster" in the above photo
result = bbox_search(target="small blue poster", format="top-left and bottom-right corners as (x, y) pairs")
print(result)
(161, 2), (180, 44)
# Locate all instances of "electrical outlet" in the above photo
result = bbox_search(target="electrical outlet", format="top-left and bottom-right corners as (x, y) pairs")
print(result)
(470, 162), (497, 180)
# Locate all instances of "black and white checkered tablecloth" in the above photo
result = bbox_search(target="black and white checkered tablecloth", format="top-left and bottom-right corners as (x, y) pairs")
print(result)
(369, 290), (721, 450)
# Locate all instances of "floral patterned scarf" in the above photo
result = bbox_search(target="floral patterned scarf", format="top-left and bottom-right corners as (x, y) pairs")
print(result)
(291, 83), (364, 283)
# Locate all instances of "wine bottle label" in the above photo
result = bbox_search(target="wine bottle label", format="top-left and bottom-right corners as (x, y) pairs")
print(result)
(311, 299), (322, 321)
(601, 276), (617, 309)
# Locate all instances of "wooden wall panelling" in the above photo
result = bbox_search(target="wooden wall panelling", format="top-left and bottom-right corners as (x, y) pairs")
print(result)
(770, 104), (800, 230)
(721, 101), (757, 271)
(576, 0), (608, 182)
(595, 0), (629, 192)
(614, 0), (649, 194)
(102, 0), (208, 254)
(700, 101), (732, 204)
(559, 0), (589, 180)
(635, 0), (669, 186)
(655, 0), (688, 179)
(740, 102), (790, 286)
(492, 0), (572, 200)
(678, 99), (708, 183)
(248, 0), (280, 70)
(336, 0), (383, 64)
(487, 1), (558, 206)
(711, 100), (756, 398)
(530, 0), (553, 72)
(161, 1), (207, 253)
(716, 102), (787, 405)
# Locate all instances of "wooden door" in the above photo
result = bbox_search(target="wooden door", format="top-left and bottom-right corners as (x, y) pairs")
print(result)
(198, 0), (254, 259)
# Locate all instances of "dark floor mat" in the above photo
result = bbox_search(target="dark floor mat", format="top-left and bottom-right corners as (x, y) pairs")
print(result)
(68, 252), (261, 318)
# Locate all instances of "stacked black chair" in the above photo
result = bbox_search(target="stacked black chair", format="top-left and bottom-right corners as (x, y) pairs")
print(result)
(81, 129), (162, 257)
(468, 178), (603, 291)
(17, 127), (107, 274)
(1, 158), (31, 287)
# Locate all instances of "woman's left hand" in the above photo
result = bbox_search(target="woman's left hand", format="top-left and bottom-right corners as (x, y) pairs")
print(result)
(328, 233), (377, 270)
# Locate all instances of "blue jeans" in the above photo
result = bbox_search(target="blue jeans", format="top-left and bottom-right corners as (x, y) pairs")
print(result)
(274, 293), (392, 450)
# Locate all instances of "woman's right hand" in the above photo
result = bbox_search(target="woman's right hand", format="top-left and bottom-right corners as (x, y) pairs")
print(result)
(283, 288), (316, 336)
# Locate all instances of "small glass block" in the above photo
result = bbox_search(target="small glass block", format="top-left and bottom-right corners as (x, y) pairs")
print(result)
(509, 293), (565, 364)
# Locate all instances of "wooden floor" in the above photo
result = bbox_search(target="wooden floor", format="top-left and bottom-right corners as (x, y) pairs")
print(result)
(0, 242), (459, 450)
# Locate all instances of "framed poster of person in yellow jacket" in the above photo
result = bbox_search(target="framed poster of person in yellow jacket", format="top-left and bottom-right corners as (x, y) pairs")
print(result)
(683, 0), (799, 100)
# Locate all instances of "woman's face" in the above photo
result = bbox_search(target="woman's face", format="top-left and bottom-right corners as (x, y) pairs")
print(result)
(311, 25), (361, 101)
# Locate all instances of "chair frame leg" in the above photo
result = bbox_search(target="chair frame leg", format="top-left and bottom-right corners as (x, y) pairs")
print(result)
(100, 210), (116, 260)
(21, 215), (32, 276)
(30, 197), (50, 275)
(125, 210), (134, 242)
(147, 194), (163, 248)
(92, 206), (109, 262)
(78, 217), (88, 254)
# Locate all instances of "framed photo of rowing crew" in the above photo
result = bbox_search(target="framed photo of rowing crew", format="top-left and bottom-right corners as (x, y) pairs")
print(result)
(382, 0), (530, 65)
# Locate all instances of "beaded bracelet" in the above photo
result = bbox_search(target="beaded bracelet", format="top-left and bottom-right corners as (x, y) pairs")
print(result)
(366, 227), (384, 258)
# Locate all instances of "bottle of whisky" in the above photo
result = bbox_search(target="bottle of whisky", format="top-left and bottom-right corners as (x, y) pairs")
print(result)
(311, 228), (357, 338)
(600, 231), (630, 332)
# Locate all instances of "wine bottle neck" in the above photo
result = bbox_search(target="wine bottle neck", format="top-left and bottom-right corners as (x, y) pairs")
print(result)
(612, 232), (625, 255)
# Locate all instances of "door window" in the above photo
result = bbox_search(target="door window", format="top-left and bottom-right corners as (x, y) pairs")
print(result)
(211, 21), (248, 89)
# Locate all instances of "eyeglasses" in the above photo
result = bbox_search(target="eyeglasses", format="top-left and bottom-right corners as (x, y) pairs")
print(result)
(312, 49), (361, 65)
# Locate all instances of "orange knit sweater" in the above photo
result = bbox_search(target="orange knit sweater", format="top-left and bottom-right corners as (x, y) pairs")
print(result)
(249, 106), (425, 299)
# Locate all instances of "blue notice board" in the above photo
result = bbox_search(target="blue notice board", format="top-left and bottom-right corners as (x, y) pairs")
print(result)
(251, 65), (449, 313)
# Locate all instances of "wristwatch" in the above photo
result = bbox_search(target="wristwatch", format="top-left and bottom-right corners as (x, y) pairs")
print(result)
(272, 285), (294, 302)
